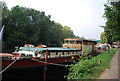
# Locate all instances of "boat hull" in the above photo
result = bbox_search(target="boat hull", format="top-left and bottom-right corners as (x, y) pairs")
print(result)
(2, 55), (80, 67)
(2, 62), (72, 81)
(1, 55), (80, 80)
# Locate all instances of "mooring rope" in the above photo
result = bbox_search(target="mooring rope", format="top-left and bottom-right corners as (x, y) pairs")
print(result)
(0, 58), (19, 74)
(32, 59), (66, 67)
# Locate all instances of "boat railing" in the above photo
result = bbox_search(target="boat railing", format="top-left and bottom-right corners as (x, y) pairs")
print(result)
(35, 51), (82, 59)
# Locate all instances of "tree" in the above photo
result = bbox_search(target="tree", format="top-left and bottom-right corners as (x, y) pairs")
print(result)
(2, 4), (76, 52)
(1, 1), (11, 52)
(103, 2), (120, 44)
(62, 26), (75, 38)
(48, 22), (63, 46)
(100, 32), (107, 43)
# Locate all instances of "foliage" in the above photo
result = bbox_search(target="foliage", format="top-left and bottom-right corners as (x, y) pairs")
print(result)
(62, 26), (75, 38)
(66, 49), (117, 80)
(103, 2), (120, 44)
(100, 32), (107, 43)
(1, 2), (76, 52)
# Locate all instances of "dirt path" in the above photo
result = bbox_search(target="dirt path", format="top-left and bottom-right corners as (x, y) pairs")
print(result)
(97, 48), (120, 80)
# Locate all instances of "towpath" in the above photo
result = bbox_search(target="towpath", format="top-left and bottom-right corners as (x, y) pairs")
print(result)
(97, 48), (120, 81)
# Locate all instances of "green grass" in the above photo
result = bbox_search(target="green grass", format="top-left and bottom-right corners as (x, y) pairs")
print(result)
(66, 49), (117, 80)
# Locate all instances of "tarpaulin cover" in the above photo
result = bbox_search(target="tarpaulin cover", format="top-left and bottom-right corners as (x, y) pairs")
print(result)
(19, 47), (80, 53)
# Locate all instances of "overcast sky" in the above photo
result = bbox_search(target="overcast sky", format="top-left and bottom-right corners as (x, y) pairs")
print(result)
(2, 0), (108, 40)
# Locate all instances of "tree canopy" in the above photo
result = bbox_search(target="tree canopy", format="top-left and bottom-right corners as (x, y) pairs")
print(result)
(1, 2), (77, 52)
(102, 1), (120, 44)
(100, 32), (107, 43)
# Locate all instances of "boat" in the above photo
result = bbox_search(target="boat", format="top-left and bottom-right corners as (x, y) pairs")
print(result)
(0, 38), (97, 80)
(1, 47), (81, 68)
(1, 46), (81, 80)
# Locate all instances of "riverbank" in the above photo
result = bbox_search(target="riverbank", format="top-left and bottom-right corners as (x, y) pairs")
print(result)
(66, 49), (117, 80)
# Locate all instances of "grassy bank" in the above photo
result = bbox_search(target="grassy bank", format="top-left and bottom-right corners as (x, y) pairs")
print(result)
(66, 49), (117, 80)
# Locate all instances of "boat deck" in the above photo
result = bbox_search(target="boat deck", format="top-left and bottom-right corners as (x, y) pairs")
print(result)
(14, 47), (82, 59)
(19, 47), (81, 52)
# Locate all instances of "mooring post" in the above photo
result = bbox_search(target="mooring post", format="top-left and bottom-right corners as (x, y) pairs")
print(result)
(44, 49), (48, 81)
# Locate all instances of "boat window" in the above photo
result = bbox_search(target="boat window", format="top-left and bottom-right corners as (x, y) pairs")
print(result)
(20, 54), (25, 57)
(76, 41), (82, 44)
(70, 40), (75, 44)
(64, 40), (69, 44)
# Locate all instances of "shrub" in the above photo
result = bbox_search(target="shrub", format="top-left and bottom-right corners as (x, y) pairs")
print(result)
(66, 49), (117, 80)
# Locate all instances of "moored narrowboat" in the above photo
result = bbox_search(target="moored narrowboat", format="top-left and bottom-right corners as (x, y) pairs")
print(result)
(1, 38), (97, 80)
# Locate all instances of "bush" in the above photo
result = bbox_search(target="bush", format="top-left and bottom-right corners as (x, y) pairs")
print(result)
(66, 49), (117, 80)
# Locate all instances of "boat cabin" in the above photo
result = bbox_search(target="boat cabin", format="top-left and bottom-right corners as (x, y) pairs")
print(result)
(63, 38), (97, 54)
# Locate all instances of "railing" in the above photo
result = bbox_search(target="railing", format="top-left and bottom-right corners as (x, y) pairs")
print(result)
(34, 50), (82, 59)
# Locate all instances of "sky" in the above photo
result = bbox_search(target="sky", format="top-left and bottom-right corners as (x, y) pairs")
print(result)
(1, 0), (108, 40)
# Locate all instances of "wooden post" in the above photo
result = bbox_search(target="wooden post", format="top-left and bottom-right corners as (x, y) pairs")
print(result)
(44, 49), (48, 81)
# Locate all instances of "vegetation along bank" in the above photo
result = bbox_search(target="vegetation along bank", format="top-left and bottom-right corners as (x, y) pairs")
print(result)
(66, 49), (117, 80)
